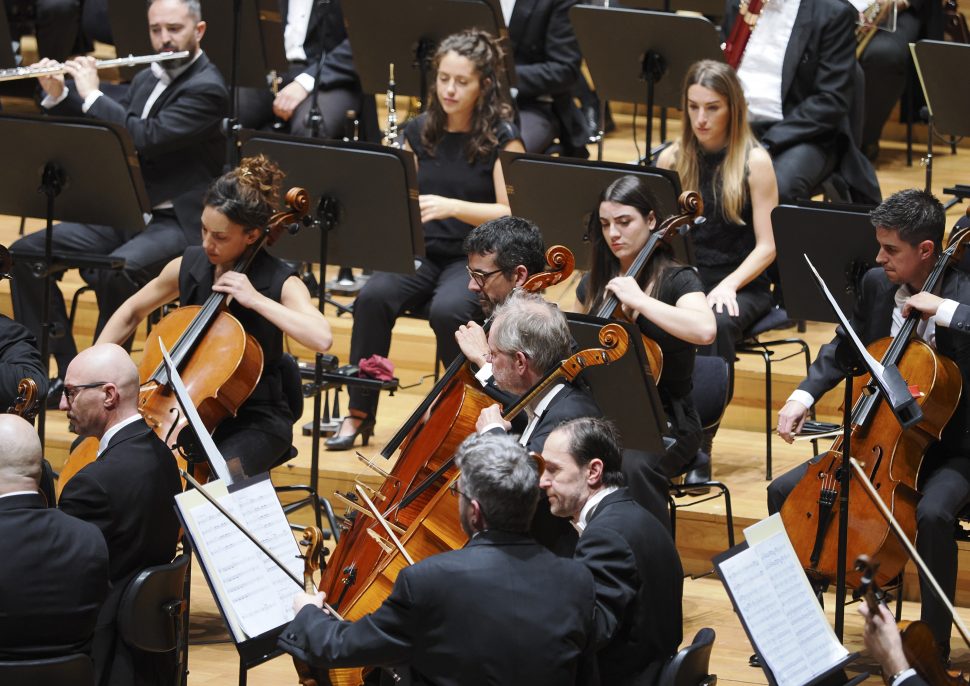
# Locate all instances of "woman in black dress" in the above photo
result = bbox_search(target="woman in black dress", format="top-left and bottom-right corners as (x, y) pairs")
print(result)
(581, 175), (716, 478)
(327, 29), (525, 450)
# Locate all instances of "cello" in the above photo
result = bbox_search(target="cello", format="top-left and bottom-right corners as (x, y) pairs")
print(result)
(55, 188), (312, 495)
(319, 245), (575, 610)
(780, 226), (970, 588)
(327, 322), (630, 686)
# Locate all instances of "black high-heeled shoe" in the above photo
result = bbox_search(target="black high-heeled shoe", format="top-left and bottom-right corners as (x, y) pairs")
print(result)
(325, 415), (376, 451)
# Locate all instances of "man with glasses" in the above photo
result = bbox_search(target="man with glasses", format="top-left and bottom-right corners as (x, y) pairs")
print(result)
(280, 432), (599, 685)
(57, 343), (182, 686)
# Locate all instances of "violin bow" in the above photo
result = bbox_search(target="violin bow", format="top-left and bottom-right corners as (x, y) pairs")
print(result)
(848, 457), (970, 649)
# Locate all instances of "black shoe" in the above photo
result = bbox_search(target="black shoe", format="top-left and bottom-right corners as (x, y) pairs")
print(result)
(46, 377), (64, 409)
(749, 653), (761, 668)
(683, 451), (712, 496)
(324, 415), (375, 451)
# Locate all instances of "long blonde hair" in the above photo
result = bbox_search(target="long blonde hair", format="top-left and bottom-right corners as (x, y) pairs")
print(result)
(672, 60), (758, 225)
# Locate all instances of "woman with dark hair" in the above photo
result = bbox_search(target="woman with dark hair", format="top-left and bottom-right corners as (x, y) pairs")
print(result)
(580, 175), (716, 478)
(657, 59), (778, 478)
(97, 155), (333, 476)
(326, 28), (525, 450)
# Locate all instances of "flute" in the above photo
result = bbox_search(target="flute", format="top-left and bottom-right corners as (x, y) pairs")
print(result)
(0, 50), (190, 83)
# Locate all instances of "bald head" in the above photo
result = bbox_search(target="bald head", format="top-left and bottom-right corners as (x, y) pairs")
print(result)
(61, 344), (141, 438)
(0, 415), (43, 493)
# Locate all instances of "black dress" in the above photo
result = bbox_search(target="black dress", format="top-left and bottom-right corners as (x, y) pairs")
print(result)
(179, 246), (297, 475)
(692, 148), (773, 366)
(346, 114), (520, 418)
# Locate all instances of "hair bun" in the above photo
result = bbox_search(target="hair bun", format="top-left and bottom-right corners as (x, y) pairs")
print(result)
(236, 154), (284, 207)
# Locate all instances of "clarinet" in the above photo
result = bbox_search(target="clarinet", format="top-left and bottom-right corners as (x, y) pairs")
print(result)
(722, 0), (769, 70)
(382, 63), (401, 148)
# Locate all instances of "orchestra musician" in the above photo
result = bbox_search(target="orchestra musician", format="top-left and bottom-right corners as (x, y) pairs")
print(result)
(723, 0), (881, 205)
(97, 155), (333, 477)
(326, 29), (525, 451)
(578, 174), (716, 481)
(770, 189), (970, 658)
(542, 417), (684, 686)
(657, 61), (776, 484)
(9, 0), (228, 401)
(278, 432), (599, 685)
(0, 414), (109, 661)
(55, 343), (182, 686)
(0, 313), (48, 413)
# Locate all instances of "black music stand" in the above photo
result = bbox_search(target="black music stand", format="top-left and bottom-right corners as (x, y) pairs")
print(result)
(911, 40), (970, 197)
(238, 130), (422, 517)
(0, 113), (149, 444)
(343, 0), (516, 105)
(772, 202), (880, 325)
(500, 151), (692, 271)
(570, 5), (724, 162)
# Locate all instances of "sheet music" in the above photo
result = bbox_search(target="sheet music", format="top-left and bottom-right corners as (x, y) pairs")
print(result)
(718, 515), (848, 686)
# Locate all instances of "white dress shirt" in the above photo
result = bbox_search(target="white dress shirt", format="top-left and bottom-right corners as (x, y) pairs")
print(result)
(736, 0), (801, 123)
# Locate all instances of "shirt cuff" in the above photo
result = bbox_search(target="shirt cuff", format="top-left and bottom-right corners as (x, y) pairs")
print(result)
(891, 668), (916, 686)
(934, 298), (959, 328)
(787, 389), (815, 410)
(478, 422), (507, 436)
(41, 87), (70, 109)
(293, 72), (315, 93)
(474, 363), (494, 387)
(81, 90), (104, 113)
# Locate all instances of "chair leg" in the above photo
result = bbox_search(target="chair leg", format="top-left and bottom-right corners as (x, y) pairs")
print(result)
(668, 492), (677, 542)
(763, 349), (772, 481)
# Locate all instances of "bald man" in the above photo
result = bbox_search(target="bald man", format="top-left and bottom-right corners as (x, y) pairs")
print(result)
(56, 344), (182, 686)
(0, 415), (109, 659)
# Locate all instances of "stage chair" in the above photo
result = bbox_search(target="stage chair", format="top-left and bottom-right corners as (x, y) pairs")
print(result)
(657, 627), (717, 686)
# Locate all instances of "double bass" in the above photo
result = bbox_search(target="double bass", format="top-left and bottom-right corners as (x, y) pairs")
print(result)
(55, 188), (312, 494)
(781, 227), (970, 588)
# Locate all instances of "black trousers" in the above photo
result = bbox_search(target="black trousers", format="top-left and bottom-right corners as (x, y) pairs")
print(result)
(347, 256), (481, 418)
(753, 121), (838, 204)
(859, 11), (921, 149)
(10, 210), (193, 374)
(768, 449), (970, 649)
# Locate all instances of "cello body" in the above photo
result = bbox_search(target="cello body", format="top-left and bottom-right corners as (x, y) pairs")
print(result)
(781, 337), (961, 588)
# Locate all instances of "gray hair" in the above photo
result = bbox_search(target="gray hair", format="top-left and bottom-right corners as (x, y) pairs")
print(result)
(454, 432), (539, 533)
(490, 290), (571, 374)
(148, 0), (202, 21)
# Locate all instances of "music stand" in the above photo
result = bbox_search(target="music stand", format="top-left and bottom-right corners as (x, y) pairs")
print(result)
(0, 113), (149, 444)
(620, 0), (724, 18)
(911, 40), (970, 195)
(238, 130), (422, 522)
(570, 5), (723, 162)
(500, 151), (692, 271)
(343, 0), (516, 105)
(771, 202), (880, 325)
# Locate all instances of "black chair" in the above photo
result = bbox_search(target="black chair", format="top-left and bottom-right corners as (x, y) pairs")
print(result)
(0, 653), (95, 686)
(657, 627), (718, 686)
(668, 355), (736, 560)
(116, 554), (190, 686)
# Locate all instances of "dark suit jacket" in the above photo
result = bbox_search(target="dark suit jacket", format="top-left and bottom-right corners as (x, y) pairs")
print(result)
(49, 52), (228, 238)
(798, 267), (970, 456)
(0, 314), (48, 412)
(0, 492), (109, 659)
(525, 382), (602, 453)
(281, 0), (360, 90)
(59, 418), (182, 686)
(278, 530), (599, 685)
(576, 488), (683, 686)
(724, 0), (881, 204)
(508, 0), (587, 154)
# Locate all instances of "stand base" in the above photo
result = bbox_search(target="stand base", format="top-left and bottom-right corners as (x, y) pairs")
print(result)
(302, 418), (341, 437)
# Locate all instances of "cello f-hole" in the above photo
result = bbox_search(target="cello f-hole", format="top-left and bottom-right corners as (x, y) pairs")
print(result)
(867, 446), (884, 483)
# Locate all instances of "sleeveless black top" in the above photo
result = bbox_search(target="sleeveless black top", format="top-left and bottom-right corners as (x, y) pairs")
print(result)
(403, 113), (519, 261)
(691, 148), (770, 294)
(178, 246), (297, 440)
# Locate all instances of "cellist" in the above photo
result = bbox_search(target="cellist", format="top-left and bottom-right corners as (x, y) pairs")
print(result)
(97, 155), (333, 476)
(771, 189), (970, 658)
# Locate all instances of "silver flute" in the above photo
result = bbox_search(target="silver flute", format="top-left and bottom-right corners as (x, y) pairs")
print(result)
(382, 63), (401, 148)
(0, 50), (190, 83)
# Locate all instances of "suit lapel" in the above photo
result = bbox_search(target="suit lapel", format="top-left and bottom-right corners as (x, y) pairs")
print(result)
(99, 419), (151, 459)
(508, 0), (537, 43)
(781, 0), (811, 102)
(145, 53), (209, 118)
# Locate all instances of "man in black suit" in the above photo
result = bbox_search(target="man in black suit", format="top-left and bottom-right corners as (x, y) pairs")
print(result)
(542, 417), (683, 686)
(279, 432), (599, 685)
(771, 189), (970, 655)
(0, 314), (47, 412)
(0, 414), (109, 659)
(506, 0), (588, 157)
(57, 343), (182, 686)
(725, 0), (880, 204)
(10, 0), (228, 389)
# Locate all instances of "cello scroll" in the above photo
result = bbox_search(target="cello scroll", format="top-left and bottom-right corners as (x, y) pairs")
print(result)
(521, 245), (575, 292)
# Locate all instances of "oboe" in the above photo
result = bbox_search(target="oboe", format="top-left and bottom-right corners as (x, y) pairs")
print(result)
(0, 50), (190, 82)
(382, 63), (401, 148)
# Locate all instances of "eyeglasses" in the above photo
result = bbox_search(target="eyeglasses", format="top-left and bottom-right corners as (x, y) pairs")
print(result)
(448, 481), (471, 500)
(466, 265), (504, 289)
(62, 382), (109, 403)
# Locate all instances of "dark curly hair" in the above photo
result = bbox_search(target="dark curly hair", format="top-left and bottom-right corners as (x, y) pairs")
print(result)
(421, 29), (514, 164)
(204, 154), (285, 232)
